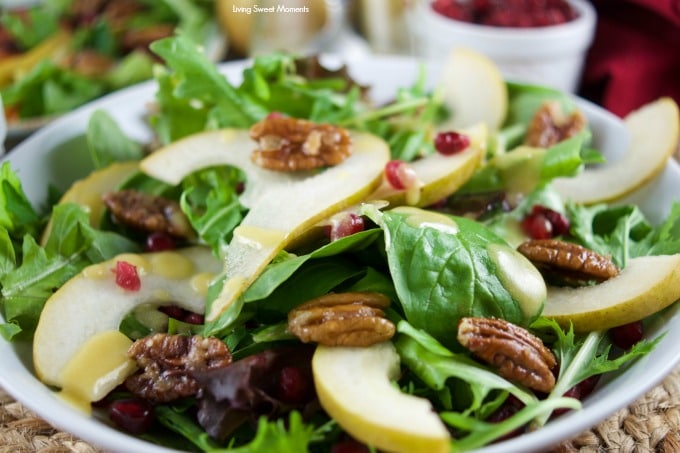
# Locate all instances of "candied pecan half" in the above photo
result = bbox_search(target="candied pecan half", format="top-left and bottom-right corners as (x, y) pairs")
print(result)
(125, 333), (232, 403)
(249, 117), (352, 171)
(60, 50), (115, 78)
(103, 189), (194, 239)
(524, 102), (587, 148)
(121, 24), (175, 51)
(288, 292), (395, 347)
(517, 239), (619, 285)
(457, 317), (557, 393)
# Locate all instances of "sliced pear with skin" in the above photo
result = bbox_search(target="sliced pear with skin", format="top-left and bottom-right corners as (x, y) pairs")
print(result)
(543, 254), (680, 332)
(140, 128), (313, 208)
(369, 123), (486, 207)
(313, 342), (450, 453)
(40, 161), (138, 245)
(205, 132), (390, 326)
(553, 97), (680, 204)
(437, 47), (508, 131)
(33, 246), (221, 393)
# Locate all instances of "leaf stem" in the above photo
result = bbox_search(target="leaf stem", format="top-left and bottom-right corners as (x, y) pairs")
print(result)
(530, 330), (605, 429)
(340, 97), (430, 126)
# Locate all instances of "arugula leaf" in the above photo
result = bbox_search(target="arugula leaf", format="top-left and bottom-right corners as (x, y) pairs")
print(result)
(203, 228), (382, 337)
(566, 202), (680, 268)
(223, 412), (317, 453)
(0, 162), (42, 241)
(0, 204), (138, 339)
(104, 50), (155, 90)
(530, 318), (661, 428)
(0, 228), (16, 276)
(1, 60), (105, 118)
(150, 35), (268, 130)
(396, 322), (538, 407)
(86, 110), (144, 169)
(443, 396), (580, 451)
(179, 166), (245, 255)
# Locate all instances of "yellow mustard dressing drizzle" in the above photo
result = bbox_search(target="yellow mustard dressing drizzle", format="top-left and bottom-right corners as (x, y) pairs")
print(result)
(58, 330), (137, 413)
(113, 253), (150, 275)
(487, 243), (546, 317)
(233, 225), (287, 250)
(208, 276), (247, 321)
(393, 206), (459, 234)
(148, 251), (195, 279)
(82, 262), (111, 279)
(191, 272), (216, 297)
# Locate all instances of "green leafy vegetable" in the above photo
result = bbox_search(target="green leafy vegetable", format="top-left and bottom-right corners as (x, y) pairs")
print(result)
(365, 206), (528, 347)
(87, 110), (144, 169)
(530, 318), (662, 428)
(0, 204), (139, 339)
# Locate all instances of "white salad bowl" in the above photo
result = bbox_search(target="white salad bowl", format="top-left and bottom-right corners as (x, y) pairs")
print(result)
(1, 55), (680, 453)
(406, 0), (597, 93)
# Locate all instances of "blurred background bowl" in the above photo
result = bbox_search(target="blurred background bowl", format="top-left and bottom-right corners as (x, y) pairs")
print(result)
(407, 0), (597, 93)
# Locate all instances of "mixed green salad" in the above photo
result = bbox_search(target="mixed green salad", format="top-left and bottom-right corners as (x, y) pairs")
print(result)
(1, 35), (680, 452)
(0, 0), (216, 124)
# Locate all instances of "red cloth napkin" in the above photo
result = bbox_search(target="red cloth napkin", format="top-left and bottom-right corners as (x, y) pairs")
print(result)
(578, 0), (680, 117)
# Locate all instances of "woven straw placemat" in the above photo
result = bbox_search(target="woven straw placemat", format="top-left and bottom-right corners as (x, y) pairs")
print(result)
(1, 366), (679, 452)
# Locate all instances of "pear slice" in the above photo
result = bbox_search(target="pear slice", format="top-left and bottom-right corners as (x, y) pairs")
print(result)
(205, 132), (389, 324)
(369, 123), (486, 207)
(313, 342), (450, 453)
(33, 246), (221, 392)
(437, 47), (508, 131)
(40, 161), (138, 245)
(0, 29), (71, 87)
(553, 97), (680, 204)
(543, 254), (680, 332)
(140, 128), (312, 208)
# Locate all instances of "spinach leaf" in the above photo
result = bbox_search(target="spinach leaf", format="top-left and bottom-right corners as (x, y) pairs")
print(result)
(505, 81), (578, 126)
(460, 132), (587, 195)
(87, 110), (144, 169)
(366, 207), (527, 347)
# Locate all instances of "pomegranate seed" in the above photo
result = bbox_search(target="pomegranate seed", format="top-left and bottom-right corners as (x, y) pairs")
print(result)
(486, 395), (525, 440)
(327, 212), (365, 241)
(553, 374), (601, 416)
(145, 232), (176, 252)
(384, 160), (418, 190)
(115, 261), (141, 291)
(434, 131), (470, 155)
(109, 398), (154, 434)
(522, 211), (553, 239)
(159, 305), (187, 319)
(609, 321), (644, 350)
(183, 312), (205, 325)
(331, 439), (371, 453)
(521, 205), (570, 239)
(277, 366), (310, 404)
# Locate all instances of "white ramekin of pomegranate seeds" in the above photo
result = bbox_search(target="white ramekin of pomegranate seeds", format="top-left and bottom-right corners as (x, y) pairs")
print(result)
(407, 0), (596, 93)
